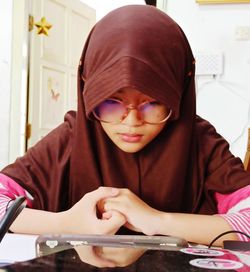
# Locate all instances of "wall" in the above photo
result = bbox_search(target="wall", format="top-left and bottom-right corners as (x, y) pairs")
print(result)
(9, 0), (29, 165)
(80, 0), (145, 20)
(0, 0), (13, 169)
(164, 0), (250, 161)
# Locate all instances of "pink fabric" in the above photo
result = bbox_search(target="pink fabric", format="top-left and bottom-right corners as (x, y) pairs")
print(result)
(215, 185), (250, 214)
(0, 173), (33, 207)
(215, 186), (250, 241)
(219, 209), (250, 241)
(0, 194), (12, 219)
(0, 173), (33, 221)
(0, 174), (31, 199)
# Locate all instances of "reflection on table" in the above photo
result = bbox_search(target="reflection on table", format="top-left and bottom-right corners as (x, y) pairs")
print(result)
(2, 244), (249, 271)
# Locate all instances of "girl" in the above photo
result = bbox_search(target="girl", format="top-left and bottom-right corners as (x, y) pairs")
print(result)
(0, 5), (249, 246)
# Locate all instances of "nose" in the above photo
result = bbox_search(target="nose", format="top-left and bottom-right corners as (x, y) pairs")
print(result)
(122, 108), (143, 126)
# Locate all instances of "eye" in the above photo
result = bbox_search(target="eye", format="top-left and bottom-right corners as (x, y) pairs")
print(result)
(108, 97), (123, 103)
(102, 99), (122, 106)
(143, 100), (163, 107)
(148, 101), (161, 105)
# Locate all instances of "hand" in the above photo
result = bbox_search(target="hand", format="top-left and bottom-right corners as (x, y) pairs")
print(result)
(61, 187), (126, 235)
(97, 247), (145, 267)
(75, 245), (145, 268)
(74, 245), (116, 268)
(100, 188), (162, 235)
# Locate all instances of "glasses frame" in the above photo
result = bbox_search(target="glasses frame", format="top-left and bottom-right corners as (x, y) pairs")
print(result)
(93, 98), (172, 125)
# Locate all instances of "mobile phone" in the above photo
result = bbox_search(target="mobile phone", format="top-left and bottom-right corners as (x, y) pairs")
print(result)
(0, 196), (26, 243)
(36, 234), (188, 256)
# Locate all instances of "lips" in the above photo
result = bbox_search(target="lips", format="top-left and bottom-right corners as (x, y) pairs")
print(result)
(119, 133), (143, 143)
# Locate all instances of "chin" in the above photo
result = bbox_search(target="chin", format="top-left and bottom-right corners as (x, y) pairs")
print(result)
(115, 142), (147, 153)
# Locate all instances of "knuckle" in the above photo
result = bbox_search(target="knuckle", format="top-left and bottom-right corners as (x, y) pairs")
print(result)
(84, 191), (91, 199)
(97, 186), (104, 192)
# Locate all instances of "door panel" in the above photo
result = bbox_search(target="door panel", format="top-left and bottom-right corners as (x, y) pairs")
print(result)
(28, 0), (95, 148)
(43, 1), (67, 64)
(70, 11), (92, 67)
(41, 67), (66, 130)
(68, 74), (77, 111)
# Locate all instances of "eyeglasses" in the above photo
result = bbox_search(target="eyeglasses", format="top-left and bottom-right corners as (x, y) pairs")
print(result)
(93, 99), (172, 125)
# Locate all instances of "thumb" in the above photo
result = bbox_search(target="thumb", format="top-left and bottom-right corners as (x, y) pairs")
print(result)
(101, 210), (126, 234)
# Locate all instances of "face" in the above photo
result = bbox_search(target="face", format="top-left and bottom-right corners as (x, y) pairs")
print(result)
(98, 88), (169, 153)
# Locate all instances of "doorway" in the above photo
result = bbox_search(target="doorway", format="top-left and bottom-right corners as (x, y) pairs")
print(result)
(9, 0), (95, 161)
(27, 0), (95, 148)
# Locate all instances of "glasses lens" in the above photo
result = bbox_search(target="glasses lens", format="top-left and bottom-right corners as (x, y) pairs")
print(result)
(139, 101), (169, 123)
(93, 99), (125, 123)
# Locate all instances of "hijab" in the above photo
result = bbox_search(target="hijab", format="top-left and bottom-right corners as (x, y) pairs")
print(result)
(2, 5), (249, 215)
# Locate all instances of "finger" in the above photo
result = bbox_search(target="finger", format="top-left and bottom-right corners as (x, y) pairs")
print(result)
(101, 210), (126, 234)
(124, 222), (140, 232)
(102, 211), (112, 220)
(104, 199), (126, 214)
(101, 247), (145, 267)
(87, 187), (119, 204)
(75, 246), (116, 268)
(91, 247), (117, 268)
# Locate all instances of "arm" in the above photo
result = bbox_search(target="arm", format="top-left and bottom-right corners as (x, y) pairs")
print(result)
(155, 213), (238, 246)
(10, 187), (125, 235)
(215, 185), (250, 241)
(100, 188), (247, 246)
(0, 176), (125, 235)
(160, 186), (250, 245)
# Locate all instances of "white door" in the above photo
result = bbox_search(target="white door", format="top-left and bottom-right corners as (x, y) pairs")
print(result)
(27, 0), (95, 148)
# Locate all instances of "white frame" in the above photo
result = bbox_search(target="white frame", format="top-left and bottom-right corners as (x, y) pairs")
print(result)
(9, 0), (29, 163)
(157, 0), (167, 11)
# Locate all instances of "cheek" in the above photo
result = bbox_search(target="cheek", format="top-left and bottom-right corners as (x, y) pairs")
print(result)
(100, 122), (115, 138)
(144, 124), (166, 141)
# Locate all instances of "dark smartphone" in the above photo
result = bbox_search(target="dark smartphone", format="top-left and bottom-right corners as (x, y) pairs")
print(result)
(0, 196), (26, 242)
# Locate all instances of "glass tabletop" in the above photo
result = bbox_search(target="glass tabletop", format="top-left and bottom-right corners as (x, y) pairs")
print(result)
(1, 243), (249, 271)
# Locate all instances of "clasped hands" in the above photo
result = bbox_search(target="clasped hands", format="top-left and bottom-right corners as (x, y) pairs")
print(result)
(98, 187), (162, 235)
(60, 187), (161, 268)
(63, 186), (162, 236)
(74, 245), (145, 268)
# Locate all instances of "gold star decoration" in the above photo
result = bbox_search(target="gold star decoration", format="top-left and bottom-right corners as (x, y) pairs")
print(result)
(35, 17), (52, 36)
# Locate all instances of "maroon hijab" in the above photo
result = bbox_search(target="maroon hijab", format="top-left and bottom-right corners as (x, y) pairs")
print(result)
(2, 5), (249, 214)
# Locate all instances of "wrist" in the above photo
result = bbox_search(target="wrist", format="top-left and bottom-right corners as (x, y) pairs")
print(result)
(153, 211), (172, 236)
(55, 210), (70, 234)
